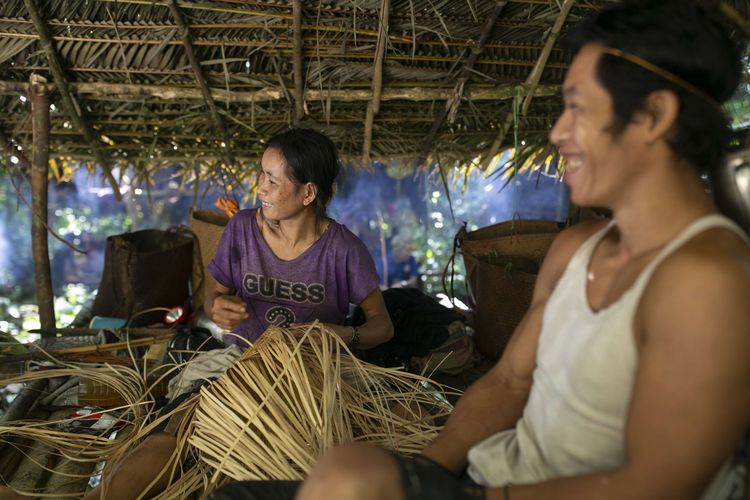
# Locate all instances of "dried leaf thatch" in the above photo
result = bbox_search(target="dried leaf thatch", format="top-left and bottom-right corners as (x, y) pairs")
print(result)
(1, 0), (748, 188)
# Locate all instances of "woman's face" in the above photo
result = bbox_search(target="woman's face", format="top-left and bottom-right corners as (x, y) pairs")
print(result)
(257, 147), (309, 221)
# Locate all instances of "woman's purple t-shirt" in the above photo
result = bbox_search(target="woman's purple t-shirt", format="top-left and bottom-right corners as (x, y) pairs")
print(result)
(207, 208), (380, 346)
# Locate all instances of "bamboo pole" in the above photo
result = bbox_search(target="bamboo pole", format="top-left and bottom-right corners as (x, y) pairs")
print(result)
(22, 0), (122, 201)
(0, 336), (171, 365)
(481, 0), (574, 169)
(29, 74), (55, 336)
(292, 0), (304, 125)
(27, 327), (176, 337)
(167, 0), (237, 169)
(362, 0), (390, 165)
(520, 0), (575, 116)
(0, 80), (559, 103)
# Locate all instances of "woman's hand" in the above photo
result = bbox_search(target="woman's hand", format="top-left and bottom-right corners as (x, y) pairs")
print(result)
(209, 294), (249, 330)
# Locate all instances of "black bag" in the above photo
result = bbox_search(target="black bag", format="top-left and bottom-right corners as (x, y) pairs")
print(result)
(359, 288), (462, 368)
(90, 228), (193, 326)
(166, 326), (224, 365)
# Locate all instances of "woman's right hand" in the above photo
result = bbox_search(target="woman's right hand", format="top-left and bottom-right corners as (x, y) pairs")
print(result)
(209, 294), (249, 330)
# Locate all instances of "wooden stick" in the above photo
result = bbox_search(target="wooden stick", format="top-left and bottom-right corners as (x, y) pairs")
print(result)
(520, 0), (575, 116)
(362, 0), (390, 164)
(446, 1), (508, 123)
(292, 0), (305, 125)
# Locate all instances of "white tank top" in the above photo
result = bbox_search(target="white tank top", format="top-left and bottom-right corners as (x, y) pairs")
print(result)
(467, 214), (749, 498)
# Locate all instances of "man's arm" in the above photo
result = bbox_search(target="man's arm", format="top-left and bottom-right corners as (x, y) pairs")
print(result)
(486, 230), (750, 500)
(422, 221), (605, 475)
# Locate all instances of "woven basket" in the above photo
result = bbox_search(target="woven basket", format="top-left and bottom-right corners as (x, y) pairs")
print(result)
(459, 219), (560, 291)
(190, 210), (229, 311)
(474, 256), (539, 360)
(456, 220), (560, 361)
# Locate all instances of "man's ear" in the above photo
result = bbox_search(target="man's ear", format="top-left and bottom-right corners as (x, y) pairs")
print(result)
(302, 183), (318, 206)
(642, 90), (680, 143)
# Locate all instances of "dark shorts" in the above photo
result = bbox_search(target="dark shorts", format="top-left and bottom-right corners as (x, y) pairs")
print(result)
(207, 452), (485, 500)
(390, 453), (485, 500)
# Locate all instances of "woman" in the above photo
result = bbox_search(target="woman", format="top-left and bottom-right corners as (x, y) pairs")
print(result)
(206, 127), (393, 349)
(74, 129), (393, 500)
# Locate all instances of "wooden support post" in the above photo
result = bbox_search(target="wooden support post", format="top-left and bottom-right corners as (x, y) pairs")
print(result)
(481, 0), (574, 169)
(23, 0), (122, 201)
(362, 0), (390, 165)
(29, 74), (55, 335)
(292, 0), (305, 125)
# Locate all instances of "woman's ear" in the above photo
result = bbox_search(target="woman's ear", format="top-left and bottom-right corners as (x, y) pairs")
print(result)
(302, 183), (318, 206)
(642, 90), (680, 143)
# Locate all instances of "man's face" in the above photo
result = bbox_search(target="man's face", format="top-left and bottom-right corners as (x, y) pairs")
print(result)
(549, 44), (646, 208)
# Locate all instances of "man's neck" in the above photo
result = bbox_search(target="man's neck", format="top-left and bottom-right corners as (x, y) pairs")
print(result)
(608, 161), (716, 259)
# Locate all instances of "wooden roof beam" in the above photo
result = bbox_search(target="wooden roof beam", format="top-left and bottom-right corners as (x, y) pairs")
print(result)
(292, 0), (305, 125)
(417, 1), (508, 167)
(22, 0), (122, 201)
(168, 0), (237, 168)
(481, 0), (574, 169)
(0, 80), (560, 103)
(362, 0), (390, 165)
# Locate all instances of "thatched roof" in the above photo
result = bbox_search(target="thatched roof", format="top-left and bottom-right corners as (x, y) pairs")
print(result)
(1, 0), (749, 191)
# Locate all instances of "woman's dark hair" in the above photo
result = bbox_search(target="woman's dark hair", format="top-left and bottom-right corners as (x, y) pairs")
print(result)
(564, 0), (743, 175)
(264, 128), (340, 219)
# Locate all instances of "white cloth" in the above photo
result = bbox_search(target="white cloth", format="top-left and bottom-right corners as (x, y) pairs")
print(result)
(166, 345), (243, 401)
(467, 215), (749, 499)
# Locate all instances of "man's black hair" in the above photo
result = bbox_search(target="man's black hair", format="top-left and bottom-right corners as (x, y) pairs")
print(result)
(264, 128), (340, 219)
(564, 0), (744, 175)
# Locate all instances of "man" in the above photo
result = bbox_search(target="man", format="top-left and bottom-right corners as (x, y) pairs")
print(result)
(281, 1), (750, 499)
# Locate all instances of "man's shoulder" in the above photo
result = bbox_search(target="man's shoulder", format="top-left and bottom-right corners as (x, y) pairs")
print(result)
(652, 226), (750, 289)
(642, 226), (750, 340)
(556, 218), (610, 249)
